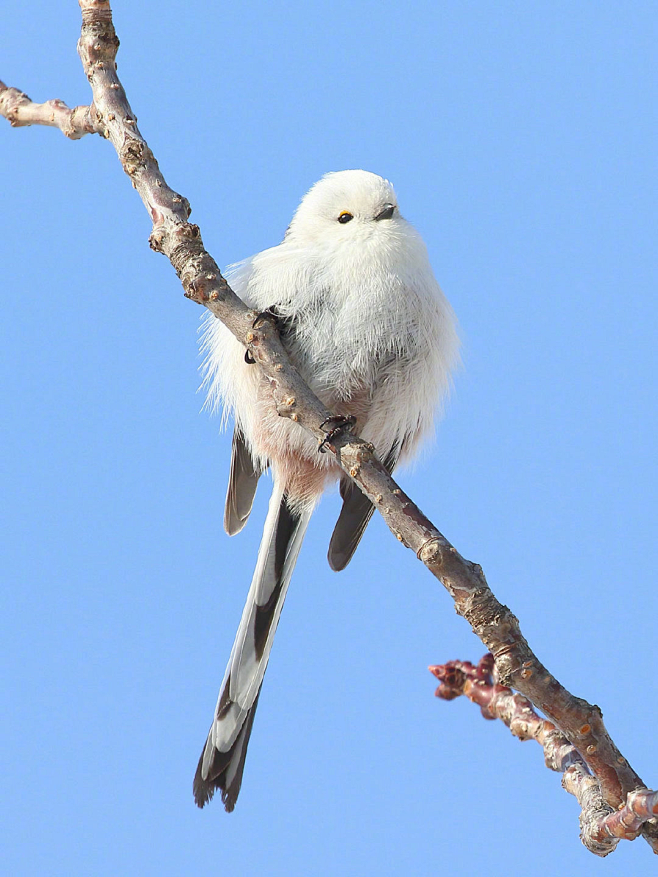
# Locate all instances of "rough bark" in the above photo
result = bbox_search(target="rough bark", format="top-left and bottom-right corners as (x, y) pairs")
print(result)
(431, 656), (658, 855)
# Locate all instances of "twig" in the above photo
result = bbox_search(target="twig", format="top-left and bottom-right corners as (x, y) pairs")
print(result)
(431, 656), (658, 855)
(2, 0), (655, 852)
(0, 82), (101, 138)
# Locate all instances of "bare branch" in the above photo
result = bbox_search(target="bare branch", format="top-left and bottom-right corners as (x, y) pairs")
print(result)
(0, 81), (101, 138)
(431, 657), (658, 855)
(2, 0), (656, 852)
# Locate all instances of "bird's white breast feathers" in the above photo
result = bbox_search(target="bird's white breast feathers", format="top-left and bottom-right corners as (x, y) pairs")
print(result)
(200, 171), (459, 478)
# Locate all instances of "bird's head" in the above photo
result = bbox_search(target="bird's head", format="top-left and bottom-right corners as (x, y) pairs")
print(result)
(286, 170), (403, 247)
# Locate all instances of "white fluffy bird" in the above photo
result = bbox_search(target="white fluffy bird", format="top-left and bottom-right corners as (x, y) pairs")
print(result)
(194, 170), (459, 810)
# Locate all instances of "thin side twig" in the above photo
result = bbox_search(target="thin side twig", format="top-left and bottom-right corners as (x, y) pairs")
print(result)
(431, 656), (658, 856)
(2, 0), (656, 853)
(0, 81), (101, 138)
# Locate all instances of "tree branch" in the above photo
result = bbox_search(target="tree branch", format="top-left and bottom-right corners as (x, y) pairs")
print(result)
(2, 0), (655, 853)
(431, 656), (658, 854)
(0, 82), (101, 138)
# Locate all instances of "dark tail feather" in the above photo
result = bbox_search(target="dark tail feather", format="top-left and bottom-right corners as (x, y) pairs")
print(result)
(327, 444), (399, 571)
(224, 427), (262, 536)
(193, 690), (261, 811)
(193, 484), (312, 811)
(327, 480), (376, 571)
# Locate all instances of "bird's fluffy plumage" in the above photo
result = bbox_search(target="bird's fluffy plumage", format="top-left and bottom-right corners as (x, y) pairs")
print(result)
(194, 170), (459, 809)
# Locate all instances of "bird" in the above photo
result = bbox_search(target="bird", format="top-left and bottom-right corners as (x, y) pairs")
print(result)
(194, 169), (459, 810)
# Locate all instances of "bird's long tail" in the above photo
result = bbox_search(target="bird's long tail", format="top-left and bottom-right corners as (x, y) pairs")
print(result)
(193, 481), (312, 811)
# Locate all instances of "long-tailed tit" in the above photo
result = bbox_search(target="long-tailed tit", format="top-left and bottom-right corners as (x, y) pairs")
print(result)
(194, 170), (459, 810)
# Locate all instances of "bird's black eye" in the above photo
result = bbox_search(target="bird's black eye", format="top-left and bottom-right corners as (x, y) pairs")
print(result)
(338, 212), (353, 224)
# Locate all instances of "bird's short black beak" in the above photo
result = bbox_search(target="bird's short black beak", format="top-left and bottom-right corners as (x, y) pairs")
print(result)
(374, 204), (396, 221)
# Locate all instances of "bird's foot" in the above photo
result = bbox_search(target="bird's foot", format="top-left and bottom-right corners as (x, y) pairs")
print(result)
(318, 414), (357, 453)
(245, 307), (284, 364)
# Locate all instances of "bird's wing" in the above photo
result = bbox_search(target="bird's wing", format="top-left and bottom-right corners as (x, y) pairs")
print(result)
(194, 482), (313, 811)
(224, 427), (263, 536)
(327, 445), (399, 572)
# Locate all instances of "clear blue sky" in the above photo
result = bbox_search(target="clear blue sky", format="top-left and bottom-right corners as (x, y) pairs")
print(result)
(2, 3), (657, 875)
